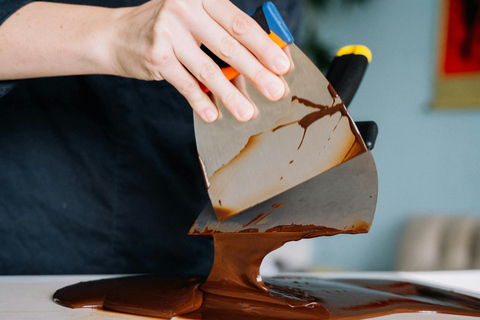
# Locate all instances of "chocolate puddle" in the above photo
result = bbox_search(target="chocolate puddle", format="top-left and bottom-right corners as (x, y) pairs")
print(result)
(53, 92), (479, 318)
(53, 228), (480, 319)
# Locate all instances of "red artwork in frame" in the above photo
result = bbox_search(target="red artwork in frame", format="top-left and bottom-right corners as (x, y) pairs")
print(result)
(435, 0), (480, 108)
(442, 0), (480, 75)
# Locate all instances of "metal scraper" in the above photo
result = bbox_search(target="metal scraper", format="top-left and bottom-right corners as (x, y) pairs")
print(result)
(192, 2), (378, 229)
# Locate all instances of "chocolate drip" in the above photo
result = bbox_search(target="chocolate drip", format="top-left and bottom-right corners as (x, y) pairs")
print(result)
(241, 203), (286, 227)
(272, 91), (365, 155)
(272, 95), (338, 150)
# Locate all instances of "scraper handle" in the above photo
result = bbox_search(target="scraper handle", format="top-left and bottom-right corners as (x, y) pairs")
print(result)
(326, 45), (371, 108)
(354, 121), (378, 150)
(200, 2), (294, 92)
(326, 46), (377, 150)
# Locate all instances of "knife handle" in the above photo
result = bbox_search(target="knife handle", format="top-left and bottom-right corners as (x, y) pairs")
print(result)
(200, 2), (294, 92)
(326, 45), (371, 108)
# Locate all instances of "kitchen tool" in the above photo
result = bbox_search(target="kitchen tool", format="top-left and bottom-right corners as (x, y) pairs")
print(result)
(192, 2), (378, 230)
(190, 150), (377, 235)
(325, 45), (378, 150)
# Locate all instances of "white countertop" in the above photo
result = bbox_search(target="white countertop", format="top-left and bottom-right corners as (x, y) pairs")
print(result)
(1, 271), (480, 319)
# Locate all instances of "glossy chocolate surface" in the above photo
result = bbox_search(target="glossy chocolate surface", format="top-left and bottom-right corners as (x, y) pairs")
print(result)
(54, 230), (480, 319)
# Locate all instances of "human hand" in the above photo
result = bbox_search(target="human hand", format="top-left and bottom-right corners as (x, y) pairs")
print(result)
(112, 0), (292, 122)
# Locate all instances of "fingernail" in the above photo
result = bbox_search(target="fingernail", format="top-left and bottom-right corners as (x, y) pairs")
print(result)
(275, 55), (290, 73)
(267, 79), (285, 100)
(203, 108), (218, 122)
(236, 102), (254, 121)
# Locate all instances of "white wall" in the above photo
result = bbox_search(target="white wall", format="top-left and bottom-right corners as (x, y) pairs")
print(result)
(308, 0), (480, 271)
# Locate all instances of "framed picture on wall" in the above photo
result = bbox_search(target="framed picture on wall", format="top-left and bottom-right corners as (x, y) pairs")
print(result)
(434, 0), (480, 109)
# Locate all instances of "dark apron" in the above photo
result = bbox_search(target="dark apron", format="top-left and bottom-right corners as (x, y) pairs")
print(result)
(0, 0), (303, 275)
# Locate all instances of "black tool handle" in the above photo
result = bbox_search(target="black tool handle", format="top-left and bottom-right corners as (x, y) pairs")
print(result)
(325, 45), (377, 150)
(326, 45), (371, 108)
(354, 121), (378, 150)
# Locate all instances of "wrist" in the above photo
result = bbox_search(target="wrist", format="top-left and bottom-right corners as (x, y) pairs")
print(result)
(82, 6), (124, 77)
(103, 1), (163, 80)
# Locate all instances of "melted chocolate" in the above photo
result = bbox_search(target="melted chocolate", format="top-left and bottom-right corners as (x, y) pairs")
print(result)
(54, 229), (480, 319)
(239, 203), (286, 228)
(53, 275), (480, 319)
(210, 131), (265, 221)
(211, 206), (235, 222)
(272, 93), (366, 161)
(53, 91), (480, 318)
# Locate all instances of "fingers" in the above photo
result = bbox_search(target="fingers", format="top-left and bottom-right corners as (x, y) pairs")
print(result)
(283, 45), (295, 73)
(175, 33), (255, 122)
(192, 15), (286, 103)
(157, 46), (219, 123)
(193, 5), (290, 106)
(278, 75), (290, 99)
(199, 0), (291, 103)
(231, 75), (259, 119)
(202, 0), (291, 75)
(147, 0), (294, 122)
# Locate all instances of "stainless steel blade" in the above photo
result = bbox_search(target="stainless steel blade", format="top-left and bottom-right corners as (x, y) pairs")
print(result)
(189, 150), (377, 235)
(194, 44), (369, 222)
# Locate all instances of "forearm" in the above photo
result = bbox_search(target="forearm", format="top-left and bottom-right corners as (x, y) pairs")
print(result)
(0, 0), (291, 123)
(0, 1), (119, 80)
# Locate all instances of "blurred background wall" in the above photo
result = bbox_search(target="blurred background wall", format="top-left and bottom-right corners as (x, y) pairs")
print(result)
(263, 0), (480, 273)
(308, 0), (480, 271)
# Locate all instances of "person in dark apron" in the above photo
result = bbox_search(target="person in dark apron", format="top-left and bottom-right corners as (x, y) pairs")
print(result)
(0, 0), (303, 275)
